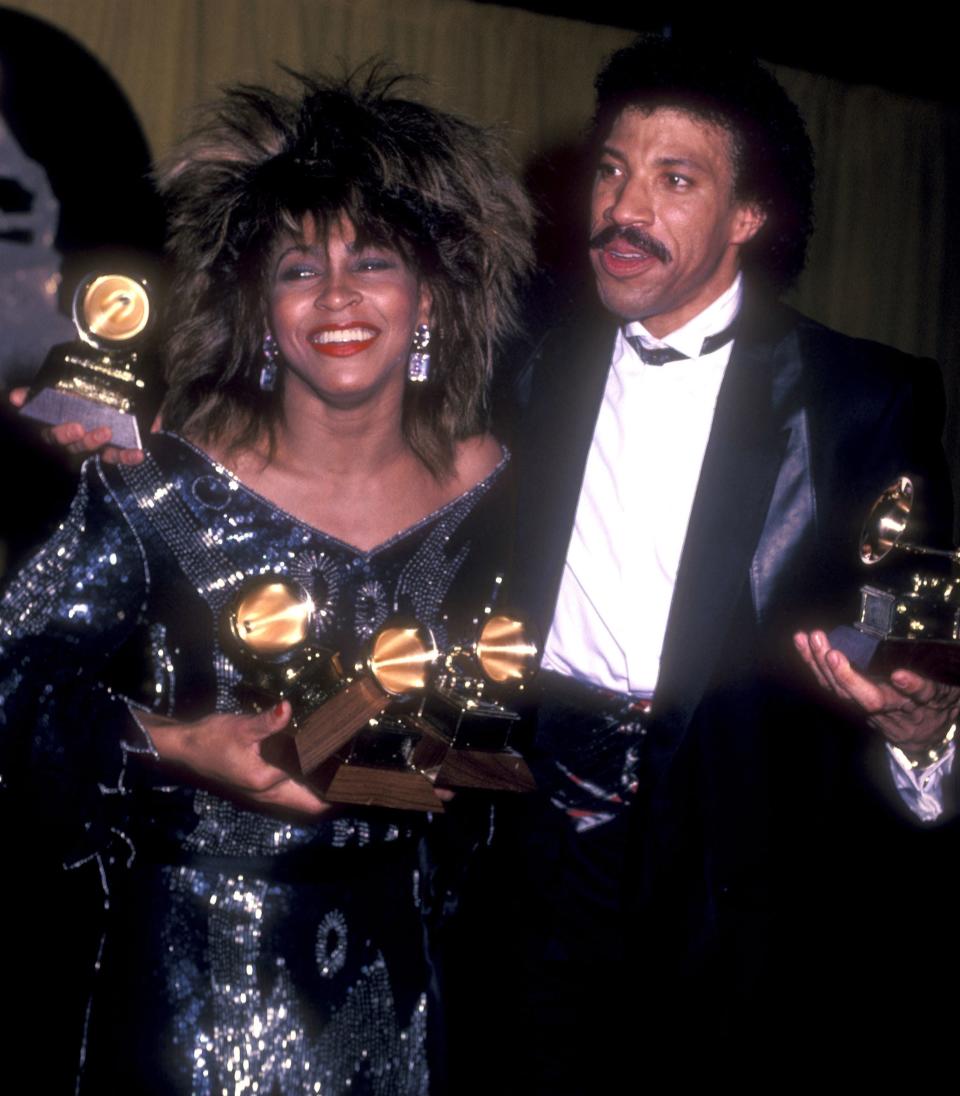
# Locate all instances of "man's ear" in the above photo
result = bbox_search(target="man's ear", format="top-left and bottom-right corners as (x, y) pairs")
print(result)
(731, 203), (767, 246)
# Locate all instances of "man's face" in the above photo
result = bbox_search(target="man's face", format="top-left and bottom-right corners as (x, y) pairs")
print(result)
(589, 107), (764, 338)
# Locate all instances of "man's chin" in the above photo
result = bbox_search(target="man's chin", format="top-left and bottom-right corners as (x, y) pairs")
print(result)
(593, 270), (661, 325)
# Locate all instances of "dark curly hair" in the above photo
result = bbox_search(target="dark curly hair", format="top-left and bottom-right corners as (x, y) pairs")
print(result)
(591, 35), (815, 290)
(156, 68), (534, 476)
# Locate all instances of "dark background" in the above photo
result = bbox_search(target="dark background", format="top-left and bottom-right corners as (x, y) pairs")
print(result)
(478, 5), (956, 104)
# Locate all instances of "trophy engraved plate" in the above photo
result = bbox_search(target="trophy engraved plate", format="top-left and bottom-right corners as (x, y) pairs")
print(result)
(415, 613), (539, 793)
(857, 584), (898, 637)
(831, 475), (960, 683)
(20, 272), (153, 448)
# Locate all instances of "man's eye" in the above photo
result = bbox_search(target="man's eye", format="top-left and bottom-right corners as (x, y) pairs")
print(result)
(596, 161), (621, 180)
(666, 173), (691, 189)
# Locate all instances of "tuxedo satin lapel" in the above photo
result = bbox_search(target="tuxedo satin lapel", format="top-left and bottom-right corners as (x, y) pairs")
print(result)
(650, 301), (798, 755)
(512, 315), (618, 635)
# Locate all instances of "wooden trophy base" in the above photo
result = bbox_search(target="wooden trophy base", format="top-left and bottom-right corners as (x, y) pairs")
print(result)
(435, 747), (535, 792)
(289, 683), (446, 811)
(404, 713), (535, 793)
(310, 756), (445, 812)
(291, 677), (388, 773)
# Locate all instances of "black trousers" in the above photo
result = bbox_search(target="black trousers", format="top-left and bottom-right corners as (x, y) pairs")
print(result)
(445, 682), (649, 1095)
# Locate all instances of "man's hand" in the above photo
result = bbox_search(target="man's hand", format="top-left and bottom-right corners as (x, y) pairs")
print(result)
(138, 702), (331, 816)
(794, 629), (960, 757)
(8, 387), (148, 465)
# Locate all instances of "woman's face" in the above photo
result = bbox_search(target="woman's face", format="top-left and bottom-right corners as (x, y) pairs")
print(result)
(269, 215), (430, 411)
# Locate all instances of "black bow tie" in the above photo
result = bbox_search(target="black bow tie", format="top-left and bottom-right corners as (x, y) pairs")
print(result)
(625, 319), (738, 365)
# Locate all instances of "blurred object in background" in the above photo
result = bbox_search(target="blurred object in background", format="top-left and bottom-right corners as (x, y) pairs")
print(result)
(0, 107), (73, 380)
(0, 8), (165, 585)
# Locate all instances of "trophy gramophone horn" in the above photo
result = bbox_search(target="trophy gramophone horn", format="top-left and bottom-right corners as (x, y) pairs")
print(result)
(474, 614), (540, 685)
(75, 274), (152, 348)
(367, 622), (440, 695)
(860, 475), (959, 566)
(226, 576), (314, 658)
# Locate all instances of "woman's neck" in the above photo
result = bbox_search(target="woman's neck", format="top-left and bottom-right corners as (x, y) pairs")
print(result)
(270, 395), (412, 481)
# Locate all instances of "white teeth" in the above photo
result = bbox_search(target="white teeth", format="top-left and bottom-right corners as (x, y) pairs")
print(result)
(311, 327), (376, 344)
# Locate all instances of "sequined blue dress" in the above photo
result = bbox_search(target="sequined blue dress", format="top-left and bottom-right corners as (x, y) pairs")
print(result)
(0, 432), (511, 1095)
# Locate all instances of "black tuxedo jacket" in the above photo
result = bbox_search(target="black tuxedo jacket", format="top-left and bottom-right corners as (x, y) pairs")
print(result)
(505, 284), (954, 1005)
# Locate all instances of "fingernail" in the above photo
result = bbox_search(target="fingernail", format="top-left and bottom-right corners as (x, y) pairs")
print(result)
(273, 701), (286, 717)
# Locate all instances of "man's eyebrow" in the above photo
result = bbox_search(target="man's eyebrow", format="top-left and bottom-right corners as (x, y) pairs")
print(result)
(598, 147), (712, 174)
(654, 155), (709, 173)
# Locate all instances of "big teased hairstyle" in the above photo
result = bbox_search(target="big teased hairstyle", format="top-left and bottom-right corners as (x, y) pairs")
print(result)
(156, 68), (534, 476)
(591, 35), (815, 290)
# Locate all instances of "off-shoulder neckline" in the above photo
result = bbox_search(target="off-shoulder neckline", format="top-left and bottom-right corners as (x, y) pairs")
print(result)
(152, 431), (510, 558)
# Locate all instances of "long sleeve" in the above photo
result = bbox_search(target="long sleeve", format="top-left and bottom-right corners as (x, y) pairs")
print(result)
(0, 457), (155, 866)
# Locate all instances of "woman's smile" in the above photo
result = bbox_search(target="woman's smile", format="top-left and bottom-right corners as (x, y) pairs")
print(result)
(308, 322), (382, 357)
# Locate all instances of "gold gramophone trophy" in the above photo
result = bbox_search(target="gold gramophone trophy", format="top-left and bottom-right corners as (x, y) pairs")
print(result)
(411, 614), (538, 792)
(223, 576), (447, 811)
(840, 474), (960, 682)
(20, 272), (152, 448)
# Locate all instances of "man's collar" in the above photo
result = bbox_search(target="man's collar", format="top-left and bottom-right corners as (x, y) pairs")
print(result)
(623, 273), (743, 359)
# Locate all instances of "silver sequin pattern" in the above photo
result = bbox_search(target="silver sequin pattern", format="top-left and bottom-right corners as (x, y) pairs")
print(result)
(0, 434), (508, 1095)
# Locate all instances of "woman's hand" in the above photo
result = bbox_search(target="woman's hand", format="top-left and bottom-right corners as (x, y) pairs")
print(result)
(8, 387), (148, 465)
(138, 702), (331, 815)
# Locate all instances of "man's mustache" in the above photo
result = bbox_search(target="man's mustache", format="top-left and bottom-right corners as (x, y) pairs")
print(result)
(589, 225), (672, 265)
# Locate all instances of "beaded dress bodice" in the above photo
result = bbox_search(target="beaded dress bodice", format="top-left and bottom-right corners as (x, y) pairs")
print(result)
(0, 432), (511, 1095)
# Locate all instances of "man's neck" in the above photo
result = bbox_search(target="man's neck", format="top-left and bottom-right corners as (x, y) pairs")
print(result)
(625, 273), (743, 357)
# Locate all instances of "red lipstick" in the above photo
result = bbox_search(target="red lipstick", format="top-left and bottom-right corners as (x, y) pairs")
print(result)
(308, 323), (380, 357)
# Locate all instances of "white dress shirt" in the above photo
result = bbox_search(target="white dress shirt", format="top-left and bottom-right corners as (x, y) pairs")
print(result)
(543, 275), (742, 695)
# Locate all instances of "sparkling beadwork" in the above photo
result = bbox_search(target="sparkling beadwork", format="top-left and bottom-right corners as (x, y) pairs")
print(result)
(0, 432), (510, 1094)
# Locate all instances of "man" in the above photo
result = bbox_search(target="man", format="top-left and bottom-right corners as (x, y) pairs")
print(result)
(484, 34), (957, 1088)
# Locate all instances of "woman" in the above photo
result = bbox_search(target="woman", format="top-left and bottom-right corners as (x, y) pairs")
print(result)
(0, 71), (532, 1093)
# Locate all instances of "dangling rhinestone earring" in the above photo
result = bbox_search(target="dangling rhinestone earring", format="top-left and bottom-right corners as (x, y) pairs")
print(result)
(260, 331), (279, 391)
(407, 324), (431, 383)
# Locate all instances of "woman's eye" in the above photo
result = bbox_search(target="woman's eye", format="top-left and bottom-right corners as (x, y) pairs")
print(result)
(356, 256), (393, 273)
(278, 263), (318, 282)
